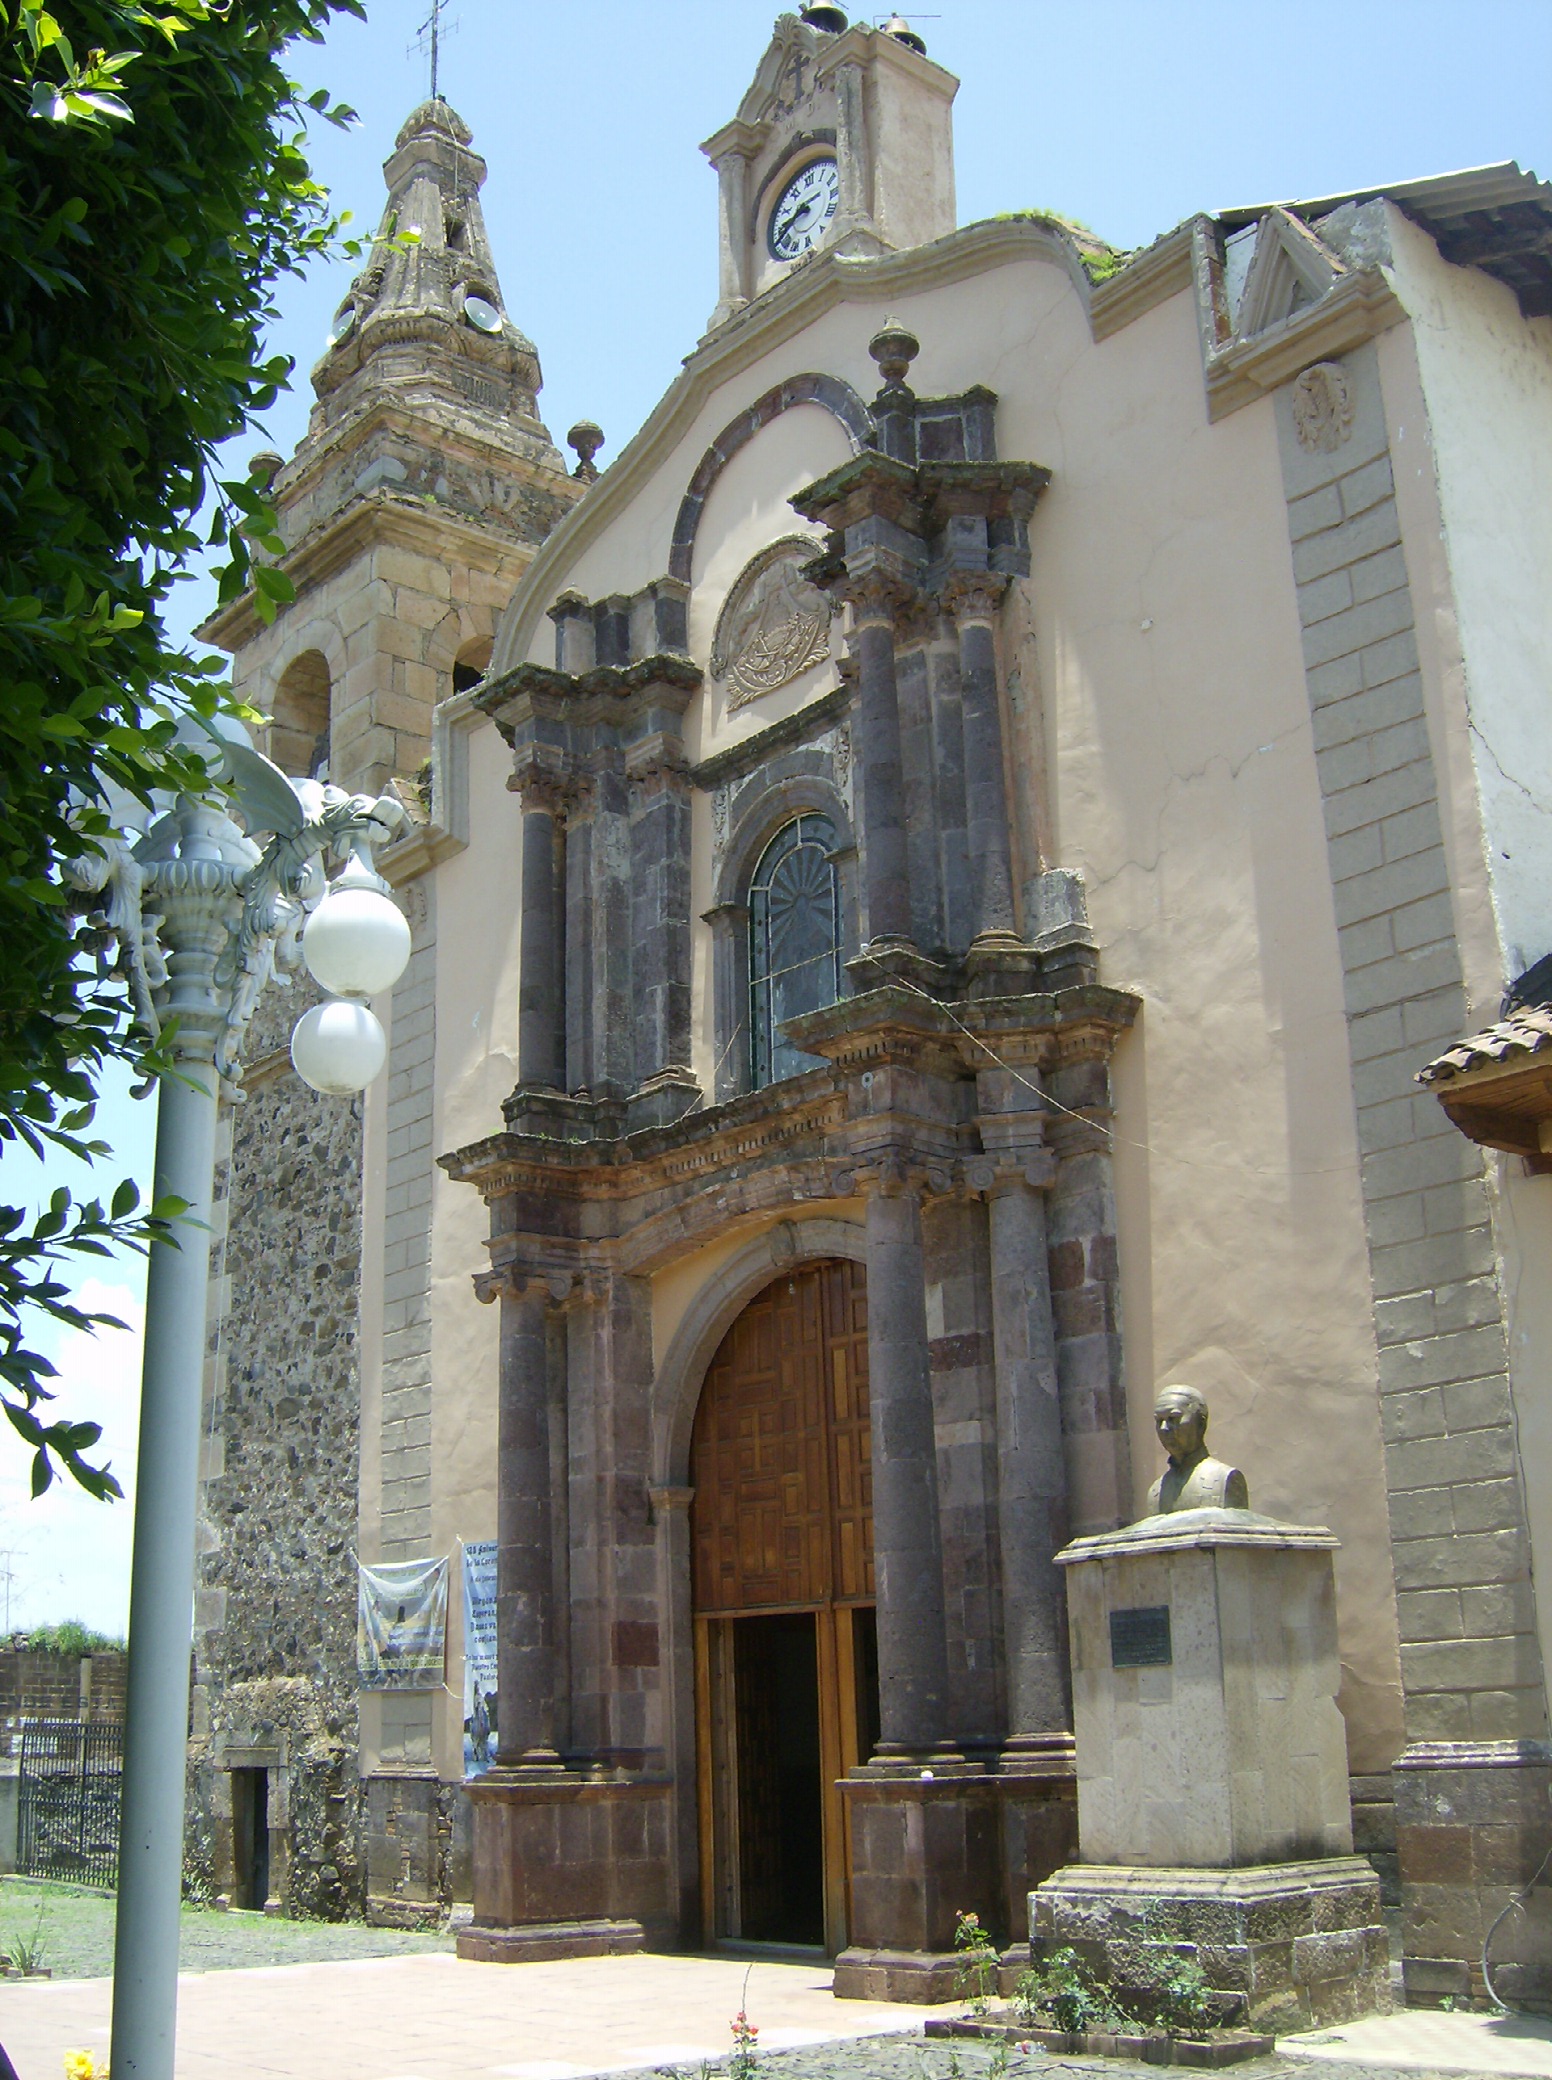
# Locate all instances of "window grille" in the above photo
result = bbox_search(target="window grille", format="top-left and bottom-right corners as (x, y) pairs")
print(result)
(749, 813), (842, 1089)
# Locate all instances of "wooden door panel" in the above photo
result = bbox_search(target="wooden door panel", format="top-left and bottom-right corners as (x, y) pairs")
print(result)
(690, 1258), (873, 1616)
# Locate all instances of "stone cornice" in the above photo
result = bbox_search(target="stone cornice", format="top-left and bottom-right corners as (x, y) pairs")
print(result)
(692, 682), (851, 790)
(438, 984), (1139, 1228)
(476, 655), (704, 744)
(1088, 223), (1198, 342)
(196, 493), (538, 652)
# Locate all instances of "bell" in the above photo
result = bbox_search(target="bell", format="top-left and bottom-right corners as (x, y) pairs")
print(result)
(883, 14), (927, 54)
(800, 2), (849, 29)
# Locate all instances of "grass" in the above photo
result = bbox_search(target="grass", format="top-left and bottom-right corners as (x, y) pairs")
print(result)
(0, 1876), (454, 1981)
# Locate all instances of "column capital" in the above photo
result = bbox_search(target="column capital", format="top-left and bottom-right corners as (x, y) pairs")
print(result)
(838, 565), (925, 628)
(941, 569), (1011, 624)
(963, 1149), (1058, 1196)
(511, 753), (585, 817)
(648, 1484), (695, 1518)
(474, 1262), (576, 1307)
(837, 1153), (954, 1201)
(624, 733), (691, 800)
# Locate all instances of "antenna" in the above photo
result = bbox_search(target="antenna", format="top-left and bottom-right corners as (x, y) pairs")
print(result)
(409, 0), (461, 103)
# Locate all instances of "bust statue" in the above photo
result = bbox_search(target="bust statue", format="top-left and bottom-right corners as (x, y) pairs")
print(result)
(1146, 1384), (1249, 1515)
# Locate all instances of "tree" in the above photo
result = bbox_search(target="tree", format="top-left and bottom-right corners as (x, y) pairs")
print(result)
(0, 0), (360, 1497)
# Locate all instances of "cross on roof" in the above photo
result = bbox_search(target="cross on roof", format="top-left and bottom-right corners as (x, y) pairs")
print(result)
(409, 0), (460, 102)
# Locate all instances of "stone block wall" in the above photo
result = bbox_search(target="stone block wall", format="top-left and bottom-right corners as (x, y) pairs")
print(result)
(188, 978), (367, 1916)
(1273, 341), (1549, 2003)
(1274, 343), (1545, 1751)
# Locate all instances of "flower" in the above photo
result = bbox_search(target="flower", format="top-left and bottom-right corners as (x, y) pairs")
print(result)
(65, 2055), (104, 2080)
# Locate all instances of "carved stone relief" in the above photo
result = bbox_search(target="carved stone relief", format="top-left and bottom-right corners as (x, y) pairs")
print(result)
(711, 535), (832, 712)
(1290, 361), (1355, 454)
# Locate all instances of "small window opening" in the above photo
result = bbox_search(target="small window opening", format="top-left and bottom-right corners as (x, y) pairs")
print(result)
(231, 1766), (270, 1912)
(749, 812), (842, 1090)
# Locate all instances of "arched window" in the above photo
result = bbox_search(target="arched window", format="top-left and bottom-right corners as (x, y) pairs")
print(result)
(749, 813), (842, 1089)
(269, 650), (330, 777)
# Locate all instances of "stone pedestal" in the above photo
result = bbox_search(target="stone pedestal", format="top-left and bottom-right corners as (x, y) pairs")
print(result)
(833, 1754), (1078, 2001)
(1033, 1509), (1389, 2029)
(456, 1770), (674, 1963)
(1033, 1859), (1389, 2032)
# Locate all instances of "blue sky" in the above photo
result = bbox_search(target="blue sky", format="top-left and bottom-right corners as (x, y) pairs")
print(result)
(7, 0), (1550, 1631)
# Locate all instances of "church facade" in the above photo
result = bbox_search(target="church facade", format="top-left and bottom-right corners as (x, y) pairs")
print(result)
(192, 10), (1552, 2010)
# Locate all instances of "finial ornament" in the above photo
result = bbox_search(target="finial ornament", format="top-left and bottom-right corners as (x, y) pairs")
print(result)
(567, 421), (605, 481)
(1145, 1384), (1250, 1515)
(869, 317), (920, 391)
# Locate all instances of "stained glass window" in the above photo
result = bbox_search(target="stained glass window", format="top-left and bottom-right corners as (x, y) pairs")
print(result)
(749, 813), (842, 1089)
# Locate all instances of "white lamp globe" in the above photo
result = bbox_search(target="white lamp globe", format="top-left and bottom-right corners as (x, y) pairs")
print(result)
(290, 998), (388, 1095)
(301, 883), (412, 1000)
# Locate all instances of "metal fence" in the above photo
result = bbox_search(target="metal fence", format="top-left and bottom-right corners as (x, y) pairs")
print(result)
(17, 1715), (123, 1889)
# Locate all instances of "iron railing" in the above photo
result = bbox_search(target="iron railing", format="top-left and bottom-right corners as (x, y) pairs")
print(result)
(17, 1716), (122, 1889)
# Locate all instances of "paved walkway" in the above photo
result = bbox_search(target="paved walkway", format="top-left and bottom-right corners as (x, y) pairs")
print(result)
(1284, 2011), (1552, 2078)
(0, 1949), (948, 2079)
(8, 1948), (1552, 2080)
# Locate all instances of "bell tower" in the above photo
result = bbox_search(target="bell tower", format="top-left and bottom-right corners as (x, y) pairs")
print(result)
(701, 8), (958, 332)
(200, 98), (582, 799)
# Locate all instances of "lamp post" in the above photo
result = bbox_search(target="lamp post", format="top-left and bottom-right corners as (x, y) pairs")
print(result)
(71, 739), (412, 2080)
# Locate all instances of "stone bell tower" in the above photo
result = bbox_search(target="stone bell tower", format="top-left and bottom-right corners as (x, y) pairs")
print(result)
(185, 98), (583, 1925)
(200, 95), (582, 799)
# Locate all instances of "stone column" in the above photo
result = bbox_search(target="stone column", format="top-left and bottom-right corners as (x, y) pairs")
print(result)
(863, 1170), (951, 1754)
(849, 577), (914, 949)
(946, 574), (1017, 942)
(702, 900), (750, 1102)
(985, 1159), (1069, 1738)
(627, 747), (696, 1124)
(496, 1274), (562, 1767)
(516, 769), (563, 1090)
(709, 147), (751, 328)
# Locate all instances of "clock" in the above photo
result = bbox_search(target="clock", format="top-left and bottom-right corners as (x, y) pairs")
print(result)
(767, 158), (839, 261)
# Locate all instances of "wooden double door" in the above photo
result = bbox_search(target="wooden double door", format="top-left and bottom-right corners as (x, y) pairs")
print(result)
(690, 1258), (880, 1952)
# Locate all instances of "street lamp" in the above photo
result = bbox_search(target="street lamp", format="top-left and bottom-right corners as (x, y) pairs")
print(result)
(69, 735), (411, 2080)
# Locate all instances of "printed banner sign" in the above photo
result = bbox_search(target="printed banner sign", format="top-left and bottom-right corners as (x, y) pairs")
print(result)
(356, 1555), (448, 1691)
(462, 1539), (499, 1775)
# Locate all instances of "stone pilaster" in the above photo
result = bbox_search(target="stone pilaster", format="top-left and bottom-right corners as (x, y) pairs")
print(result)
(982, 1147), (1069, 1740)
(626, 744), (696, 1125)
(514, 761), (566, 1092)
(862, 1167), (952, 1756)
(1045, 1054), (1131, 1537)
(495, 1273), (563, 1767)
(945, 572), (1018, 942)
(848, 576), (917, 952)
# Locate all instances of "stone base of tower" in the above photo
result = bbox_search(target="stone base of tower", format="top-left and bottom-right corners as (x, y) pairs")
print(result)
(1396, 1741), (1552, 2011)
(457, 1768), (675, 1962)
(833, 1752), (1078, 2002)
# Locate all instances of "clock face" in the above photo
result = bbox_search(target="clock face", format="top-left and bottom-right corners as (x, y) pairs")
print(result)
(768, 158), (839, 262)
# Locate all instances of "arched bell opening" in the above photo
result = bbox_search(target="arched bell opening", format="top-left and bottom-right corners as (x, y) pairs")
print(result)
(688, 1256), (879, 1955)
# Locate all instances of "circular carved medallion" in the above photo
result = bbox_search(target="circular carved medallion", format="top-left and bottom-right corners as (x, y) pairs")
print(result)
(711, 535), (832, 711)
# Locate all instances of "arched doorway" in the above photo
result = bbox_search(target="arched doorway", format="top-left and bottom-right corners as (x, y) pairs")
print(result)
(690, 1257), (880, 1953)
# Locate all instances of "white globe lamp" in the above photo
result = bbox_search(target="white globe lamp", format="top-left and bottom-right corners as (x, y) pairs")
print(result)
(301, 877), (411, 1000)
(290, 997), (388, 1095)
